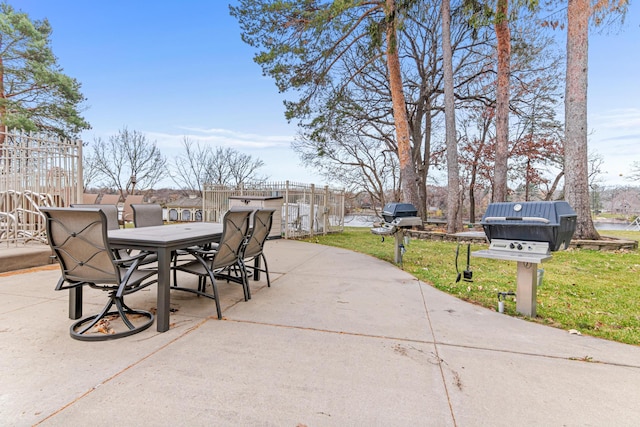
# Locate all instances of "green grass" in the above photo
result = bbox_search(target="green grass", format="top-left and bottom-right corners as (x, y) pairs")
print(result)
(303, 228), (640, 346)
(599, 229), (640, 242)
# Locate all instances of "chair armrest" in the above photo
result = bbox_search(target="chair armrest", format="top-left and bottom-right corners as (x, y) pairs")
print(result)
(113, 251), (152, 266)
(186, 247), (219, 256)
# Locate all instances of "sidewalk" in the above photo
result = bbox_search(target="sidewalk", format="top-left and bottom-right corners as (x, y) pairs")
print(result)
(1, 239), (639, 426)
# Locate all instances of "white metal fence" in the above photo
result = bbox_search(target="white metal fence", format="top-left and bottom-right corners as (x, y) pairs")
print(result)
(203, 181), (345, 238)
(0, 130), (82, 245)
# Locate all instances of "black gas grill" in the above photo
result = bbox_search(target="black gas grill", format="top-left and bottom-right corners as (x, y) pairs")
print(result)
(381, 203), (419, 223)
(371, 202), (422, 264)
(481, 201), (577, 253)
(373, 203), (422, 235)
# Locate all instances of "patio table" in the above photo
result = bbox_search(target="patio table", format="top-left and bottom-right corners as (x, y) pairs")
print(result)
(67, 222), (224, 332)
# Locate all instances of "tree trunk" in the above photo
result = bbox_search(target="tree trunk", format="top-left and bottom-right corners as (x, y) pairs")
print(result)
(441, 0), (462, 233)
(565, 0), (600, 240)
(469, 165), (477, 224)
(493, 0), (510, 202)
(410, 89), (427, 219)
(421, 102), (433, 221)
(544, 171), (564, 201)
(386, 0), (419, 207)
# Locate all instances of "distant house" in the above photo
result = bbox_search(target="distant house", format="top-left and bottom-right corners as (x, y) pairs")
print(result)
(165, 195), (203, 222)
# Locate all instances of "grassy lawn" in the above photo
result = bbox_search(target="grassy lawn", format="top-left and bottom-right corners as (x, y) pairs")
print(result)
(302, 228), (640, 346)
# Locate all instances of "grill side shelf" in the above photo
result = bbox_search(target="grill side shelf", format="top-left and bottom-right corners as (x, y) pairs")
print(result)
(371, 226), (397, 236)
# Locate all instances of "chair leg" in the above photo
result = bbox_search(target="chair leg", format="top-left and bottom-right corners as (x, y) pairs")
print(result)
(239, 260), (250, 301)
(260, 253), (271, 288)
(172, 252), (178, 287)
(171, 257), (223, 319)
(70, 291), (154, 341)
(205, 271), (222, 319)
(213, 265), (250, 302)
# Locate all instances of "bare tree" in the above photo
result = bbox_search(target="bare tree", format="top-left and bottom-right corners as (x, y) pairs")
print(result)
(627, 161), (640, 183)
(81, 147), (102, 191)
(171, 137), (213, 195)
(294, 117), (401, 208)
(89, 128), (166, 198)
(171, 138), (266, 194)
(221, 147), (267, 188)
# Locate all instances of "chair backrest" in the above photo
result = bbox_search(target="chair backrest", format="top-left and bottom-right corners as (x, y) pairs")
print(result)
(122, 194), (145, 223)
(82, 193), (99, 204)
(99, 194), (121, 205)
(132, 204), (163, 227)
(244, 209), (275, 259)
(70, 204), (120, 230)
(212, 209), (252, 270)
(42, 207), (119, 285)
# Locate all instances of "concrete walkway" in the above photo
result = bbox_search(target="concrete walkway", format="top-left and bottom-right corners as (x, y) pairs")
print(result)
(1, 239), (639, 426)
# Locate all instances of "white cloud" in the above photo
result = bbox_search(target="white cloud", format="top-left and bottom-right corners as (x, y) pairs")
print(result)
(147, 127), (294, 151)
(141, 127), (326, 186)
(589, 108), (640, 186)
(591, 108), (640, 129)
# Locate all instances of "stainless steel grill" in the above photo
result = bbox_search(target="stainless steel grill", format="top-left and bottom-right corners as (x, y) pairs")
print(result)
(481, 201), (577, 253)
(473, 201), (577, 317)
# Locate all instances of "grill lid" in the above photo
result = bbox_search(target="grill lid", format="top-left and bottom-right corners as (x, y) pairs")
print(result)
(480, 201), (577, 251)
(382, 203), (418, 223)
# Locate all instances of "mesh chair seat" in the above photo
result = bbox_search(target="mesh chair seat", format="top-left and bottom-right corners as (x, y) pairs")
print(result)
(171, 209), (252, 318)
(43, 207), (157, 341)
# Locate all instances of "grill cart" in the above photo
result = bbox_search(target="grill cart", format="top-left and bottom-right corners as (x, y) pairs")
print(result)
(371, 203), (422, 264)
(472, 201), (577, 316)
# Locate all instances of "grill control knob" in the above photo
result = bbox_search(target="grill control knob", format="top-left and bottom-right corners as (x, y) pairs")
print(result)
(509, 242), (515, 249)
(517, 243), (523, 250)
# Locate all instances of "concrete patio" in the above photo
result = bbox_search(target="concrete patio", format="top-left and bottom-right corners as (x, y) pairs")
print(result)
(1, 239), (639, 426)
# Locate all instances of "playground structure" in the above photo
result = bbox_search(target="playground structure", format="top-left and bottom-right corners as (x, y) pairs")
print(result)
(0, 131), (82, 246)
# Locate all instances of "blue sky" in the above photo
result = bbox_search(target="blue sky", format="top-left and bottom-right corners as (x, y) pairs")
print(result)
(14, 1), (640, 189)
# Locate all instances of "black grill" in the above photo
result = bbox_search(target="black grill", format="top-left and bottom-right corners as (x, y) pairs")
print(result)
(372, 202), (421, 265)
(481, 201), (577, 251)
(382, 203), (418, 223)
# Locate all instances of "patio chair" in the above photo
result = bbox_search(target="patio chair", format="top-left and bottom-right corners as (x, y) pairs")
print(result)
(99, 194), (121, 205)
(42, 207), (157, 341)
(71, 203), (120, 230)
(82, 193), (99, 204)
(241, 209), (275, 298)
(70, 203), (157, 265)
(219, 209), (275, 299)
(171, 209), (252, 318)
(122, 194), (145, 224)
(131, 203), (163, 228)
